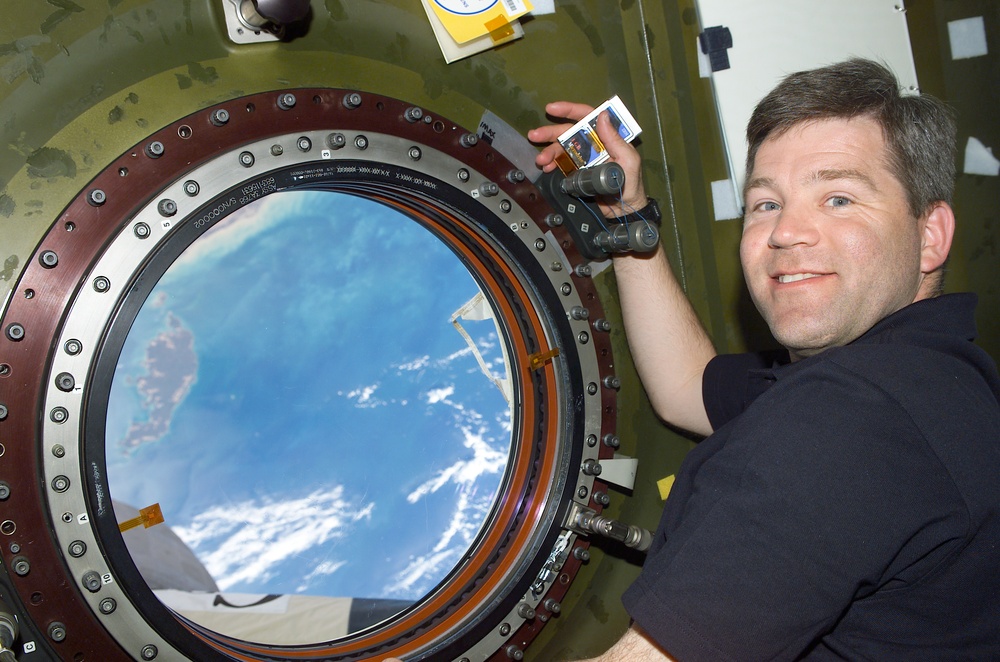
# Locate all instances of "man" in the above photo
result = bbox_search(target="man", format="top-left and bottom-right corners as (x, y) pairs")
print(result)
(522, 59), (1000, 660)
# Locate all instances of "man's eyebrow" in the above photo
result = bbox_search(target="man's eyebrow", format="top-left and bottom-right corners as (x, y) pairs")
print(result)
(743, 176), (776, 197)
(806, 168), (878, 191)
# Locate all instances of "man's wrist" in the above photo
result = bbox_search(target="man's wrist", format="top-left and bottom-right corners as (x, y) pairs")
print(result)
(617, 198), (662, 226)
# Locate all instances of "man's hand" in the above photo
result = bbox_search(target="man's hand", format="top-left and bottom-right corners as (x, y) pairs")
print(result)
(528, 101), (648, 215)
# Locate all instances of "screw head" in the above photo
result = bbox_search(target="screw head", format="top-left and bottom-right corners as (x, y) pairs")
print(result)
(12, 556), (30, 576)
(210, 109), (230, 126)
(4, 324), (24, 342)
(145, 141), (164, 158)
(157, 199), (177, 217)
(55, 372), (76, 392)
(88, 189), (107, 206)
(39, 250), (59, 268)
(48, 622), (66, 642)
(81, 571), (102, 593)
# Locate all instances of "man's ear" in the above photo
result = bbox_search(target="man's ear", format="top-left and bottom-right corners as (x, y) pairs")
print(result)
(920, 201), (955, 275)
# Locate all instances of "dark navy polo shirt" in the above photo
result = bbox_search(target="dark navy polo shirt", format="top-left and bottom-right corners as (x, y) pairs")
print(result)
(622, 294), (1000, 661)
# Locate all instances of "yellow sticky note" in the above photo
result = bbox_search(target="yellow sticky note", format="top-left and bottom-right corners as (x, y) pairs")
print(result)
(657, 475), (676, 501)
(428, 0), (533, 45)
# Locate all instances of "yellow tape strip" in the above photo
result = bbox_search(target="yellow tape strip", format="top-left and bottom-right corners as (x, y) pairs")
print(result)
(657, 475), (676, 501)
(119, 503), (165, 533)
(485, 15), (515, 43)
(529, 347), (560, 370)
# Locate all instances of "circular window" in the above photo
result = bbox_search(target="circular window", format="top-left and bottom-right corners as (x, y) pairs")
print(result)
(107, 190), (515, 644)
(0, 90), (619, 661)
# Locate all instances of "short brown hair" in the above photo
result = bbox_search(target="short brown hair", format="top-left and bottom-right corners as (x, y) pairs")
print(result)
(745, 58), (957, 218)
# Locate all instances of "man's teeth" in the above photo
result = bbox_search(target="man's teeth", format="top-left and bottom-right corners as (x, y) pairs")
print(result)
(777, 273), (821, 284)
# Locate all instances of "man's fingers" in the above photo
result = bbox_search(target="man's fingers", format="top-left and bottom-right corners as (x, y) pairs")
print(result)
(594, 111), (647, 209)
(543, 101), (595, 122)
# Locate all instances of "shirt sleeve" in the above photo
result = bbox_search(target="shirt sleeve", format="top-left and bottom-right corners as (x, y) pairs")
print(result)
(702, 352), (780, 431)
(624, 360), (966, 662)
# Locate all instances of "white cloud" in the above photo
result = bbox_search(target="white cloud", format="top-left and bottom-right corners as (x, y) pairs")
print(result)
(396, 356), (430, 371)
(340, 383), (387, 408)
(386, 424), (508, 597)
(173, 486), (373, 592)
(426, 385), (455, 404)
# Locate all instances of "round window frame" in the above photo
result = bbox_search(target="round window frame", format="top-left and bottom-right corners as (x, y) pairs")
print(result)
(0, 89), (619, 662)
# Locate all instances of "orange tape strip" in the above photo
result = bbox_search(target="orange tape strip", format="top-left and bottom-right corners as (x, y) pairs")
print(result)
(485, 15), (515, 43)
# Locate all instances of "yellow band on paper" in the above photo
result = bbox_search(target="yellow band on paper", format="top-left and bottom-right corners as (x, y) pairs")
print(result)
(485, 15), (515, 43)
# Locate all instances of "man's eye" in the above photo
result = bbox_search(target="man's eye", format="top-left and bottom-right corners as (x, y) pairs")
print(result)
(828, 196), (851, 207)
(755, 201), (780, 212)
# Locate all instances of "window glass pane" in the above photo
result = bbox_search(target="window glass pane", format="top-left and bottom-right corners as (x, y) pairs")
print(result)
(106, 190), (514, 644)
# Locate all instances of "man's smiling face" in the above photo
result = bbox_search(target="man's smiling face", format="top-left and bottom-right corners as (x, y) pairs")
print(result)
(740, 117), (928, 360)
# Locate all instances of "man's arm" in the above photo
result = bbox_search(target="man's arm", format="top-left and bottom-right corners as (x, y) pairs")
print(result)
(529, 104), (716, 436)
(578, 625), (677, 662)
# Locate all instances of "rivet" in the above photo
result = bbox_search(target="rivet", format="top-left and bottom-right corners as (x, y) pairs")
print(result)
(5, 324), (25, 342)
(145, 141), (164, 159)
(343, 92), (362, 109)
(81, 571), (101, 593)
(277, 93), (296, 110)
(93, 276), (111, 293)
(68, 541), (87, 558)
(134, 222), (151, 239)
(49, 407), (69, 424)
(210, 109), (230, 126)
(88, 189), (107, 206)
(39, 250), (59, 269)
(47, 622), (66, 642)
(183, 180), (200, 196)
(354, 135), (369, 150)
(51, 475), (70, 493)
(297, 136), (312, 152)
(12, 556), (30, 576)
(239, 151), (255, 167)
(157, 199), (177, 217)
(55, 372), (75, 392)
(327, 133), (346, 149)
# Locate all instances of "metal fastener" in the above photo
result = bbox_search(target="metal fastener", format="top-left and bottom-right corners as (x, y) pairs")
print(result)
(88, 189), (107, 206)
(39, 250), (59, 268)
(47, 622), (66, 642)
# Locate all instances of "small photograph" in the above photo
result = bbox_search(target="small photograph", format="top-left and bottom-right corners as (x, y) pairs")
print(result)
(557, 95), (642, 171)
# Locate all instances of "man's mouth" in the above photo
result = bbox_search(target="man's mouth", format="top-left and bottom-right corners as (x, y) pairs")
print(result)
(776, 273), (823, 284)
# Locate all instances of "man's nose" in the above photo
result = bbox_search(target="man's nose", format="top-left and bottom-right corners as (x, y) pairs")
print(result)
(768, 203), (820, 249)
